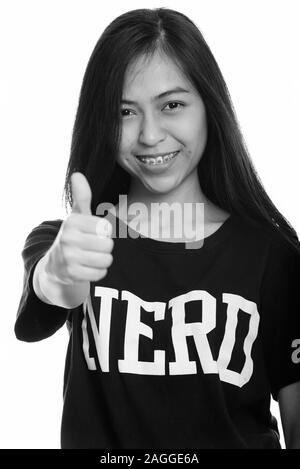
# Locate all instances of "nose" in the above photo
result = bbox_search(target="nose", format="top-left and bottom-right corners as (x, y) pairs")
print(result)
(138, 113), (166, 146)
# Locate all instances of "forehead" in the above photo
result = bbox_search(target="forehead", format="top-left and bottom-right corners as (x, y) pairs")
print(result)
(123, 51), (192, 93)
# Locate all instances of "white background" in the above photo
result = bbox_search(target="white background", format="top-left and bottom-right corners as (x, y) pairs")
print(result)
(1, 0), (299, 449)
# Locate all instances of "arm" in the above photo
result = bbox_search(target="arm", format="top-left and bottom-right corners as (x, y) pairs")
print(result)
(15, 220), (73, 342)
(278, 381), (300, 449)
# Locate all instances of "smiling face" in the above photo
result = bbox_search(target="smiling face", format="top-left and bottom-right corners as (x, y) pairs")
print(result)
(117, 50), (208, 198)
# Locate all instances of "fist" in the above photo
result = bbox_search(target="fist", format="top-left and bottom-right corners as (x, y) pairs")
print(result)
(46, 172), (114, 284)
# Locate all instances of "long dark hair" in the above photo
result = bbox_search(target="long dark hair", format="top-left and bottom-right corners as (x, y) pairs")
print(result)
(62, 7), (299, 252)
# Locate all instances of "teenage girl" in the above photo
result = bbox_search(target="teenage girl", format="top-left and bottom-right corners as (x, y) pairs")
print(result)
(15, 8), (300, 449)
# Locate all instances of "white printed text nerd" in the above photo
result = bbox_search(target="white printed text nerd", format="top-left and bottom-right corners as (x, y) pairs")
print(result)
(82, 287), (260, 387)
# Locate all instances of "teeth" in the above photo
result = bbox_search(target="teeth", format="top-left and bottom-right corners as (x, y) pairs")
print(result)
(139, 151), (178, 165)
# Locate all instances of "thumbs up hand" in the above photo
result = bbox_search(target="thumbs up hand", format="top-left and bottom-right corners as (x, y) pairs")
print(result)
(45, 172), (114, 286)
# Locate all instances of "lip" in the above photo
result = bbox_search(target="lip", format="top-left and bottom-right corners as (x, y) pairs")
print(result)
(135, 150), (180, 158)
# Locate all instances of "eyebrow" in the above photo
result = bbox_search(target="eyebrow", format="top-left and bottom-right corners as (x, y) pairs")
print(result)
(121, 87), (190, 105)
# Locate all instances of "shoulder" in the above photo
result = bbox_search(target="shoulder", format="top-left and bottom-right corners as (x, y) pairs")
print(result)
(30, 219), (64, 235)
(230, 215), (300, 274)
(24, 219), (64, 248)
(235, 214), (299, 250)
(37, 218), (64, 229)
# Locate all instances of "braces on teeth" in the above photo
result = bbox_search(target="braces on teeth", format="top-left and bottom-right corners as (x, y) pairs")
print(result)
(139, 151), (178, 165)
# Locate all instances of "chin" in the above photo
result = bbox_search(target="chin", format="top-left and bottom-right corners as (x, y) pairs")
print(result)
(142, 180), (179, 195)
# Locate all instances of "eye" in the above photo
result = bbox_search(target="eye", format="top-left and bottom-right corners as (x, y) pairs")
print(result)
(120, 108), (135, 117)
(120, 102), (185, 118)
(163, 102), (184, 112)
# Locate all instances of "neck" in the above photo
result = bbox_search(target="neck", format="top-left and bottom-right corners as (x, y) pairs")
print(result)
(114, 171), (223, 242)
(127, 171), (209, 209)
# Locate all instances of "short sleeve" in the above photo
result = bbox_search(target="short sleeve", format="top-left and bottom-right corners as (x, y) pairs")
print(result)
(14, 219), (73, 342)
(260, 233), (300, 401)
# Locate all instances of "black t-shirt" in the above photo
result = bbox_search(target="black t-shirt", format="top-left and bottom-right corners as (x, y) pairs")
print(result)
(14, 213), (300, 449)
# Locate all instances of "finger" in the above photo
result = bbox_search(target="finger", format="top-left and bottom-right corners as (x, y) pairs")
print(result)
(68, 232), (114, 253)
(69, 213), (112, 236)
(69, 265), (108, 283)
(96, 217), (113, 238)
(71, 172), (92, 215)
(78, 251), (113, 269)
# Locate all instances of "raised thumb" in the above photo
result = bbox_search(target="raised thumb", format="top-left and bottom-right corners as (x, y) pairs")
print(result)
(71, 172), (92, 215)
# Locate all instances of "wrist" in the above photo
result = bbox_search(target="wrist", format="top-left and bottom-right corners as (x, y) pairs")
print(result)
(33, 254), (75, 308)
